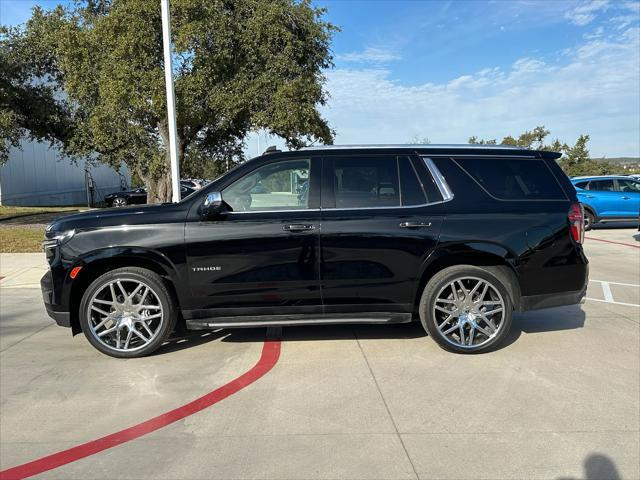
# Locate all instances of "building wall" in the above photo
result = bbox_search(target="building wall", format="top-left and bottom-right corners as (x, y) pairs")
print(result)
(0, 140), (130, 206)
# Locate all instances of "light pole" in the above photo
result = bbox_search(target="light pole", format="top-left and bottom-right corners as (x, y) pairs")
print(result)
(160, 0), (181, 203)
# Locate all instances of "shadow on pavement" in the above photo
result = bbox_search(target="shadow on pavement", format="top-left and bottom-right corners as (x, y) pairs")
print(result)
(155, 303), (587, 354)
(557, 452), (621, 480)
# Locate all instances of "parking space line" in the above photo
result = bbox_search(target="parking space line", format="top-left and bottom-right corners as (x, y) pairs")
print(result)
(0, 339), (281, 480)
(586, 297), (640, 308)
(600, 282), (614, 303)
(590, 279), (640, 288)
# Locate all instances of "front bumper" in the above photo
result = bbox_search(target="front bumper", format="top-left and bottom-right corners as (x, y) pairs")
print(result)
(41, 271), (71, 327)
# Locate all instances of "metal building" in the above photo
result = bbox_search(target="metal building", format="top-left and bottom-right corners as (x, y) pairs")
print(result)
(0, 139), (130, 206)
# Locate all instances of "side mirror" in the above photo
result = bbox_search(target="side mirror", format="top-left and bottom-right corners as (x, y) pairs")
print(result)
(200, 192), (228, 219)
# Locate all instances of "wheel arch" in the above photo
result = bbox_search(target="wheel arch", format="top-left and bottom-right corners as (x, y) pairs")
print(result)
(66, 248), (183, 335)
(415, 244), (521, 312)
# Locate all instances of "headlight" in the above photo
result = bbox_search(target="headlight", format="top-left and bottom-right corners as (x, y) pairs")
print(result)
(42, 229), (76, 250)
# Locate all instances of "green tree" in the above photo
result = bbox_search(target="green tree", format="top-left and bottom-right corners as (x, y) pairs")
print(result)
(2, 0), (336, 202)
(469, 126), (618, 177)
(0, 24), (72, 163)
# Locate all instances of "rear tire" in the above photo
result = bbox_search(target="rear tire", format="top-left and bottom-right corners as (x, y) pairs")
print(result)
(419, 265), (513, 354)
(112, 197), (128, 207)
(584, 209), (595, 231)
(79, 267), (177, 358)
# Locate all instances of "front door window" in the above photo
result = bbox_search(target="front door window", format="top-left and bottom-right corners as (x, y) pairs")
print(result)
(222, 159), (310, 212)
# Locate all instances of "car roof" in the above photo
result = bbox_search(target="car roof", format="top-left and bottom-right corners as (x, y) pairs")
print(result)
(571, 175), (633, 181)
(259, 144), (562, 160)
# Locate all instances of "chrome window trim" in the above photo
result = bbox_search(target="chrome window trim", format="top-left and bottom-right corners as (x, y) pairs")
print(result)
(228, 208), (320, 215)
(422, 157), (454, 202)
(216, 156), (455, 214)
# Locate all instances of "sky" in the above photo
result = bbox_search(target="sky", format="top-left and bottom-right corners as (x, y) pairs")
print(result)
(1, 0), (639, 158)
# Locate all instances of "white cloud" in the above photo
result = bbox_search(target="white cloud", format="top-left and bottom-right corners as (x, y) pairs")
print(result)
(564, 0), (610, 26)
(322, 27), (640, 157)
(337, 47), (401, 64)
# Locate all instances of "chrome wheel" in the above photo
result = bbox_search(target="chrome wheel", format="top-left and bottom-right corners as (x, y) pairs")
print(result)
(87, 279), (164, 353)
(432, 276), (505, 349)
(112, 198), (127, 207)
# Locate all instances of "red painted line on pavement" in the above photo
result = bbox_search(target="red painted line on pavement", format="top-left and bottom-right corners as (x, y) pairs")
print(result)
(585, 236), (640, 249)
(0, 340), (281, 480)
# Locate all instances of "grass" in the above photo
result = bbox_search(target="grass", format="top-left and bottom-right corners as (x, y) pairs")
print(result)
(0, 206), (79, 220)
(0, 227), (45, 253)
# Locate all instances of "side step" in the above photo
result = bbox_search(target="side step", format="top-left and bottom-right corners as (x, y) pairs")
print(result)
(186, 312), (412, 330)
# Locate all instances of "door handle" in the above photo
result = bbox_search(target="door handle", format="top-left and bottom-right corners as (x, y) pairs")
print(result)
(621, 196), (631, 200)
(283, 224), (315, 232)
(399, 221), (432, 229)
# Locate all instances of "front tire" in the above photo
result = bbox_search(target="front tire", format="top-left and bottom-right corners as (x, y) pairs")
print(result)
(79, 267), (177, 358)
(419, 265), (513, 354)
(112, 197), (128, 207)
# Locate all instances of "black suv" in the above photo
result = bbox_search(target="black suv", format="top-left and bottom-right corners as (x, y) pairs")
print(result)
(41, 145), (588, 358)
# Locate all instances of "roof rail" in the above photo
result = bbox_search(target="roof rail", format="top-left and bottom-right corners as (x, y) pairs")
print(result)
(298, 143), (526, 151)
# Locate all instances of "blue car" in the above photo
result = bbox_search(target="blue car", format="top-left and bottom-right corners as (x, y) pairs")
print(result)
(571, 176), (640, 230)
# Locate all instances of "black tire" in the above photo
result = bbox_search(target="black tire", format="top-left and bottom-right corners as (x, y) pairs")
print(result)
(419, 265), (513, 354)
(584, 209), (595, 231)
(79, 267), (177, 358)
(112, 197), (128, 207)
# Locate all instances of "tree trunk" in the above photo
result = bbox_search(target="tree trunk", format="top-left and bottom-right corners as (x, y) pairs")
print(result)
(150, 119), (184, 203)
(142, 170), (172, 204)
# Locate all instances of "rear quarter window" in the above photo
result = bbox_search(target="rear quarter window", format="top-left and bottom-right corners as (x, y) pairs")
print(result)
(454, 158), (566, 200)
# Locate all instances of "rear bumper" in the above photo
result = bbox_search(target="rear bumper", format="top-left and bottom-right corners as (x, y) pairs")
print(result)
(519, 283), (587, 312)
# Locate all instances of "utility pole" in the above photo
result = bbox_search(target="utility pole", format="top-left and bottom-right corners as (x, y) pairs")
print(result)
(161, 0), (181, 203)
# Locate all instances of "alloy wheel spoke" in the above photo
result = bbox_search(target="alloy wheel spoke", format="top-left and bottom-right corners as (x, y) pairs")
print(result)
(128, 283), (143, 301)
(468, 326), (475, 346)
(438, 314), (455, 330)
(116, 281), (128, 298)
(123, 329), (133, 349)
(93, 316), (112, 331)
(131, 327), (149, 343)
(98, 325), (117, 337)
(91, 305), (111, 317)
(140, 321), (154, 338)
(442, 323), (459, 335)
(458, 324), (465, 344)
(138, 287), (149, 305)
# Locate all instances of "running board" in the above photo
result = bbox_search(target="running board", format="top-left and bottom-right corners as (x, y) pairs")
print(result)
(186, 312), (412, 330)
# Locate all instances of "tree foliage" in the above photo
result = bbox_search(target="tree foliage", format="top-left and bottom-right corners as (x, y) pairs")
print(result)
(1, 0), (337, 202)
(468, 126), (619, 176)
(0, 23), (72, 163)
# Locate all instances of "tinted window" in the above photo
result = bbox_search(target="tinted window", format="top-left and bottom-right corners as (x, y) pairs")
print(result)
(456, 158), (565, 200)
(589, 179), (614, 191)
(617, 179), (640, 192)
(333, 156), (399, 208)
(399, 157), (427, 205)
(574, 181), (589, 189)
(222, 159), (310, 211)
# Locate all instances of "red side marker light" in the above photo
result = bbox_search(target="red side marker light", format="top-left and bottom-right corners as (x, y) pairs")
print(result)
(70, 266), (83, 280)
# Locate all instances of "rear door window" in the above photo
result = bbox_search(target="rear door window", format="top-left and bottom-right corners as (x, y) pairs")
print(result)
(455, 158), (566, 200)
(589, 179), (615, 191)
(616, 179), (640, 192)
(398, 157), (427, 206)
(331, 156), (400, 208)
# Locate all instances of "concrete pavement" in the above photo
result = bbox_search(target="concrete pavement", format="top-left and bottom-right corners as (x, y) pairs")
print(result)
(0, 229), (638, 479)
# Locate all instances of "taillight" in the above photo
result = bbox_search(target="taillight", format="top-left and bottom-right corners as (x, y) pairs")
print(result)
(568, 202), (584, 244)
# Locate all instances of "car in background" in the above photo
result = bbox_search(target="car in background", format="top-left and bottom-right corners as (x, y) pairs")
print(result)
(181, 179), (206, 190)
(105, 185), (196, 207)
(571, 175), (640, 230)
